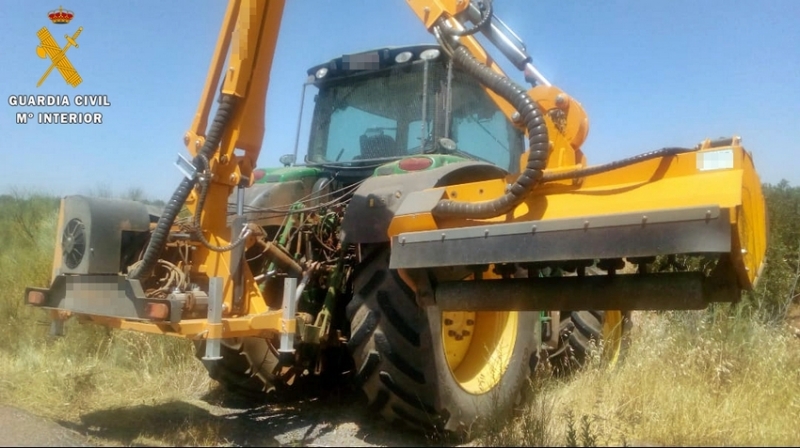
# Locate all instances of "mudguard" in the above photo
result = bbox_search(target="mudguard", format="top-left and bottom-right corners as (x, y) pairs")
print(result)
(341, 161), (507, 243)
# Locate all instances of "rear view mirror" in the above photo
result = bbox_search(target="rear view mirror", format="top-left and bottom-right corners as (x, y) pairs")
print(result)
(279, 154), (296, 167)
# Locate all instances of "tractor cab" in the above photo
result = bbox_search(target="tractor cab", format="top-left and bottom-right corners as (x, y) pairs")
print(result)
(301, 44), (525, 174)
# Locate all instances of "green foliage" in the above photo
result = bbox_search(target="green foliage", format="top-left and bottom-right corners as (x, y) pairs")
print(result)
(747, 180), (800, 323)
(0, 191), (60, 355)
(648, 180), (800, 324)
(0, 189), (192, 386)
(120, 187), (166, 207)
(0, 191), (59, 246)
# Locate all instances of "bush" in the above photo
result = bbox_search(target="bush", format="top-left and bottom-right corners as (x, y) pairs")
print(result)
(0, 190), (207, 427)
(747, 180), (800, 323)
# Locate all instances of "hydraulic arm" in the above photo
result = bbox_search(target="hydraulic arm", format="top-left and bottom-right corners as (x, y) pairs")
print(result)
(130, 0), (286, 313)
(28, 0), (292, 344)
(406, 0), (591, 219)
(134, 0), (285, 306)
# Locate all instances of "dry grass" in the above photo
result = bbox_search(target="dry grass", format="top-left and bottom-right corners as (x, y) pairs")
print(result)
(0, 192), (221, 446)
(483, 308), (800, 446)
(3, 192), (800, 446)
(0, 332), (219, 446)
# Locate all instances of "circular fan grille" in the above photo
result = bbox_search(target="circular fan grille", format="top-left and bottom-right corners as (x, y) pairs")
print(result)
(62, 218), (86, 269)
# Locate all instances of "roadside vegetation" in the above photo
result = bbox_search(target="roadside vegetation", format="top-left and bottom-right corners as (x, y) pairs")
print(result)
(480, 179), (800, 446)
(1, 181), (799, 446)
(0, 189), (218, 446)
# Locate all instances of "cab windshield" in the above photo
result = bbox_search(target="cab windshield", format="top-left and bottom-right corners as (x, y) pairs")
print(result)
(306, 58), (523, 172)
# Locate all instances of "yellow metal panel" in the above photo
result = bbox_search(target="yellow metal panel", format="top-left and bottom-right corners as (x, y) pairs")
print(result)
(221, 0), (286, 181)
(281, 317), (297, 335)
(431, 169), (742, 226)
(188, 0), (240, 145)
(735, 148), (767, 287)
(207, 323), (224, 339)
(244, 269), (268, 314)
(480, 155), (740, 223)
(405, 0), (468, 30)
(529, 85), (590, 151)
(388, 145), (765, 290)
(181, 1), (288, 321)
(388, 202), (442, 240)
(85, 310), (284, 339)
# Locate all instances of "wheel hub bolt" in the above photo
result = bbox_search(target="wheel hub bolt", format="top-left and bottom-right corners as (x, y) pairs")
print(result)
(444, 319), (454, 326)
(462, 330), (471, 336)
(466, 319), (475, 326)
(455, 334), (463, 341)
(448, 330), (457, 337)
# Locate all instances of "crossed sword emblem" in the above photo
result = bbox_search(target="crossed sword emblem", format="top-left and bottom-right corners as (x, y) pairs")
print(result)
(36, 26), (83, 88)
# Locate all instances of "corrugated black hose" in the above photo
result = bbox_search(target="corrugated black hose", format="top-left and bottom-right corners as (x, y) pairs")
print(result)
(431, 44), (549, 219)
(541, 146), (697, 182)
(433, 3), (697, 216)
(128, 94), (238, 280)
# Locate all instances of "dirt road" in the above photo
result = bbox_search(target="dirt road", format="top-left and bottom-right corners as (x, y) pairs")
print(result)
(0, 406), (92, 447)
(0, 386), (453, 447)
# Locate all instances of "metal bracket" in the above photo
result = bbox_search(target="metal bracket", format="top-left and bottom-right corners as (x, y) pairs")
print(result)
(231, 184), (246, 312)
(175, 153), (198, 180)
(49, 319), (65, 337)
(279, 277), (297, 357)
(202, 277), (223, 361)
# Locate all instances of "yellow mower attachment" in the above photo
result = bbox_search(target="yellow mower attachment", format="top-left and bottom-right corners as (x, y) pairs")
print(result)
(387, 136), (766, 312)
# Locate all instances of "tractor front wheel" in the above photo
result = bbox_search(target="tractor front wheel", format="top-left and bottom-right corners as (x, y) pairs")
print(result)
(347, 244), (539, 432)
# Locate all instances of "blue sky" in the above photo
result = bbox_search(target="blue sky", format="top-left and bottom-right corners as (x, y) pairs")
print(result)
(1, 0), (798, 200)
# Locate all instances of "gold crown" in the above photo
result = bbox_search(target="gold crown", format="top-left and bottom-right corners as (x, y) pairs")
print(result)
(48, 6), (74, 24)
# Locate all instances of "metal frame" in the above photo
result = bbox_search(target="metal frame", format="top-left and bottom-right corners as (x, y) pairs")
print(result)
(434, 269), (741, 311)
(390, 205), (731, 269)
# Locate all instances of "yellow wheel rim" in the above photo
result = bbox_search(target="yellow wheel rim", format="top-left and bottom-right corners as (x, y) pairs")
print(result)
(601, 310), (624, 367)
(441, 310), (519, 394)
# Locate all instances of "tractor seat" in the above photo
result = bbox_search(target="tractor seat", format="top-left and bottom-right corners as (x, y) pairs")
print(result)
(359, 134), (397, 159)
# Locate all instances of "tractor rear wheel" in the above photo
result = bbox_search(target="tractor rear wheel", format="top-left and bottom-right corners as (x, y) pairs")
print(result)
(195, 337), (282, 395)
(548, 310), (631, 374)
(347, 244), (539, 432)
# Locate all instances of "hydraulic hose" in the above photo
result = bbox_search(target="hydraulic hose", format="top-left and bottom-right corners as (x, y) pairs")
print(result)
(541, 146), (697, 182)
(128, 94), (238, 280)
(431, 44), (549, 219)
(447, 0), (493, 37)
